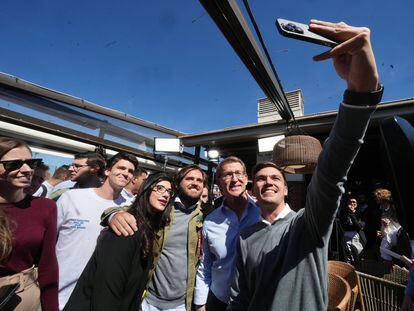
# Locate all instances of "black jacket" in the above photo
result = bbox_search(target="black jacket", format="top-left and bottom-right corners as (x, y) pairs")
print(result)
(339, 209), (363, 232)
(64, 230), (151, 311)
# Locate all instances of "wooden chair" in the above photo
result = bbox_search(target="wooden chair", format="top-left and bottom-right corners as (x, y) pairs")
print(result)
(356, 271), (406, 311)
(328, 261), (358, 311)
(328, 272), (352, 311)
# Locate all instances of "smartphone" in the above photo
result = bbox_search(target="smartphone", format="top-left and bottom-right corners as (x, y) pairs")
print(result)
(276, 18), (338, 48)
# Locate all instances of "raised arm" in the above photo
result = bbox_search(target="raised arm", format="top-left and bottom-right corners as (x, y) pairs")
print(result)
(303, 21), (381, 240)
(310, 20), (379, 92)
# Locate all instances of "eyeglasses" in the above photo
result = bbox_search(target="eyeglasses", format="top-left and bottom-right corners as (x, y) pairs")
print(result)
(152, 184), (174, 197)
(0, 159), (43, 171)
(70, 163), (90, 169)
(221, 171), (246, 181)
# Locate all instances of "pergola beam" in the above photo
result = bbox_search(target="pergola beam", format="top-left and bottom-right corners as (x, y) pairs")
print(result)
(199, 0), (294, 120)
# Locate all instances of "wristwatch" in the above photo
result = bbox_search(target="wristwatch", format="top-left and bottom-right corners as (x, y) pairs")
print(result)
(343, 84), (384, 106)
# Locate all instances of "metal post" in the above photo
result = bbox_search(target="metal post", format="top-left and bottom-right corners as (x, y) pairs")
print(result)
(194, 146), (201, 165)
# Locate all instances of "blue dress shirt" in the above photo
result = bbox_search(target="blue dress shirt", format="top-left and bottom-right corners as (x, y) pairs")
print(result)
(194, 197), (260, 305)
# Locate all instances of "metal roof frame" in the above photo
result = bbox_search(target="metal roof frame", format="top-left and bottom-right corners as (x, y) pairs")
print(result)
(0, 73), (217, 168)
(180, 98), (414, 148)
(199, 0), (294, 120)
(0, 72), (184, 136)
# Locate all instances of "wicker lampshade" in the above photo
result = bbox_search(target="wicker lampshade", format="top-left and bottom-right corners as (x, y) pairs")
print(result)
(272, 134), (322, 174)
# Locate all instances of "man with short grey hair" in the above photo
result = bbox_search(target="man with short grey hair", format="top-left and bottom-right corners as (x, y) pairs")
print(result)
(194, 156), (260, 311)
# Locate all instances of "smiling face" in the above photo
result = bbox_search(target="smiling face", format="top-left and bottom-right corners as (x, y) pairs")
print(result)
(347, 198), (357, 213)
(104, 159), (135, 191)
(178, 169), (204, 201)
(0, 146), (33, 189)
(253, 166), (288, 208)
(218, 162), (248, 199)
(149, 180), (173, 213)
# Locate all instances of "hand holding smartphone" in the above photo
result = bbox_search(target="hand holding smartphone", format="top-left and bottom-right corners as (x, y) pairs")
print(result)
(276, 18), (338, 48)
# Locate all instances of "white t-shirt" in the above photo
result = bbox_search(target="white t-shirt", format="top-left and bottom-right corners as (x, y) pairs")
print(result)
(56, 188), (128, 309)
(32, 180), (55, 197)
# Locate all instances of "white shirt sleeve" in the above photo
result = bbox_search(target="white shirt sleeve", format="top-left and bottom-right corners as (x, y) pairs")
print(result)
(32, 185), (43, 197)
(380, 227), (399, 260)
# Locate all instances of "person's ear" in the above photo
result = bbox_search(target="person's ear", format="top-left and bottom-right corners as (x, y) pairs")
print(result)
(103, 167), (110, 177)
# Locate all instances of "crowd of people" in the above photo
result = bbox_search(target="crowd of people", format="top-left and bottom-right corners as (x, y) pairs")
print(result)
(338, 188), (412, 266)
(0, 20), (413, 311)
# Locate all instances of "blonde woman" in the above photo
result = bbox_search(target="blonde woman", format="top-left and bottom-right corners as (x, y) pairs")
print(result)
(374, 188), (412, 265)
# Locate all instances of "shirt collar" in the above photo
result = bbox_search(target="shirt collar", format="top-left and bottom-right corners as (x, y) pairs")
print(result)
(261, 203), (292, 226)
(221, 196), (256, 219)
(121, 188), (134, 198)
(175, 196), (198, 212)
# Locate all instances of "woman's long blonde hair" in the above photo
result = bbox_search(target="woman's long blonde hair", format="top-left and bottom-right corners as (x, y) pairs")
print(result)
(0, 137), (31, 263)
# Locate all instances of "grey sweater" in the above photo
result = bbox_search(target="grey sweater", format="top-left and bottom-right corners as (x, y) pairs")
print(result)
(146, 203), (194, 309)
(228, 102), (376, 311)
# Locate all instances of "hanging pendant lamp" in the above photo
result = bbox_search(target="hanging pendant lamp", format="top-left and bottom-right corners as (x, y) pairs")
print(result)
(272, 133), (322, 174)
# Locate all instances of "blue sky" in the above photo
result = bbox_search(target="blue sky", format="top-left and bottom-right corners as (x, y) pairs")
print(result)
(1, 0), (413, 134)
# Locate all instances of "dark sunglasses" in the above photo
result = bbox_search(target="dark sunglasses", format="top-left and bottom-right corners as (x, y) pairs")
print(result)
(0, 159), (43, 171)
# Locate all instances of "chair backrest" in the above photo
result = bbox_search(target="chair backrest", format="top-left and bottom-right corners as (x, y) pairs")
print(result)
(355, 259), (391, 277)
(383, 265), (409, 285)
(328, 272), (352, 311)
(356, 259), (409, 285)
(328, 261), (358, 311)
(356, 271), (406, 311)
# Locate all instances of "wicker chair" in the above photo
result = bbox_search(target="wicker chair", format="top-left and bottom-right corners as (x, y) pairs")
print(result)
(383, 265), (410, 285)
(355, 259), (409, 285)
(328, 261), (358, 311)
(356, 271), (406, 311)
(328, 272), (352, 311)
(355, 259), (391, 277)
